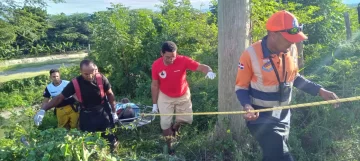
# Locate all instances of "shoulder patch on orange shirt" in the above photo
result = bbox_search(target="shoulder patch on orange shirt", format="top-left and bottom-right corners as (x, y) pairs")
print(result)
(238, 62), (244, 70)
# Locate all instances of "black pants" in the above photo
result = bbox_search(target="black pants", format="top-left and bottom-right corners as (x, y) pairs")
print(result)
(247, 123), (294, 161)
(79, 104), (117, 144)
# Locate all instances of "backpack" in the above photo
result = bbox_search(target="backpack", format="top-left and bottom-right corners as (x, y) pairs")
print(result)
(72, 73), (105, 108)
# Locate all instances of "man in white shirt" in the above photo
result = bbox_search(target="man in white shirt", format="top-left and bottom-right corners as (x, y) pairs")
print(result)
(40, 69), (79, 129)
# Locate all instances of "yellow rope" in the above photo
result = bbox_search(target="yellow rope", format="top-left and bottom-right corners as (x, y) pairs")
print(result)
(141, 96), (360, 116)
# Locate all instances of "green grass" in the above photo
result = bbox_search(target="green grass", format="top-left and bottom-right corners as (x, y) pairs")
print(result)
(0, 127), (4, 138)
(0, 116), (6, 138)
(0, 129), (4, 138)
(0, 108), (36, 139)
(0, 50), (87, 62)
(0, 58), (83, 72)
(0, 71), (49, 83)
(0, 57), (81, 82)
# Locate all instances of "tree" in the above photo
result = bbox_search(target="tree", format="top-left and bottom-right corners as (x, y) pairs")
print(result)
(89, 1), (218, 99)
(216, 0), (250, 143)
(47, 13), (92, 46)
(208, 0), (218, 24)
(0, 20), (16, 46)
(296, 42), (304, 74)
(0, 0), (65, 58)
(11, 7), (49, 47)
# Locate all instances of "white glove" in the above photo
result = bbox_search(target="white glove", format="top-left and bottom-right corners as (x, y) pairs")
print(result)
(112, 112), (118, 122)
(34, 110), (45, 126)
(152, 104), (158, 113)
(205, 71), (216, 80)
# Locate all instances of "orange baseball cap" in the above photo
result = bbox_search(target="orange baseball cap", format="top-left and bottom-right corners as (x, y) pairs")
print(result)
(266, 10), (307, 43)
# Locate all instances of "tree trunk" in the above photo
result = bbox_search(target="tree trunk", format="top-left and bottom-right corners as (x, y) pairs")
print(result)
(215, 0), (250, 143)
(296, 42), (304, 75)
(343, 12), (352, 40)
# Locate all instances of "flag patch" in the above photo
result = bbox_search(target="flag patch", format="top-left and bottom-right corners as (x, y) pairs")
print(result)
(238, 62), (244, 70)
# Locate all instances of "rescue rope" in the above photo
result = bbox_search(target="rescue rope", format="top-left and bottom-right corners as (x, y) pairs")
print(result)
(141, 96), (360, 116)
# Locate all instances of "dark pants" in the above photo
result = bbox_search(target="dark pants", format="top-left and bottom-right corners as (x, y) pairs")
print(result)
(247, 123), (294, 161)
(79, 104), (117, 144)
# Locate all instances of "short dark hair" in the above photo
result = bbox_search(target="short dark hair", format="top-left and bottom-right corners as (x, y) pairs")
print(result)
(161, 41), (177, 53)
(122, 107), (135, 121)
(49, 69), (59, 75)
(80, 59), (94, 69)
(121, 98), (130, 103)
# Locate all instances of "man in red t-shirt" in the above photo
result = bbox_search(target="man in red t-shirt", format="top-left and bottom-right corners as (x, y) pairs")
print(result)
(151, 41), (216, 154)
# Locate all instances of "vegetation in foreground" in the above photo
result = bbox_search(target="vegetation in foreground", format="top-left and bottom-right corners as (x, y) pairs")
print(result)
(1, 0), (360, 160)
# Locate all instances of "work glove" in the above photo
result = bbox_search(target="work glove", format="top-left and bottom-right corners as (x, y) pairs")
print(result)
(205, 71), (216, 80)
(34, 109), (45, 126)
(152, 104), (158, 113)
(112, 112), (118, 122)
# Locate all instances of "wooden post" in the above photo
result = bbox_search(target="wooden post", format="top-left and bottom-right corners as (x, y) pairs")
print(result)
(344, 12), (352, 40)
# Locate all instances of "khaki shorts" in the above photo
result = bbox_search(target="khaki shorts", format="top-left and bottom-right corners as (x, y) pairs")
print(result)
(158, 89), (193, 130)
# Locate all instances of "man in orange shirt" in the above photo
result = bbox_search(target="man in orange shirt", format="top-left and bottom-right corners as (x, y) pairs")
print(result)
(235, 10), (339, 161)
(151, 41), (216, 155)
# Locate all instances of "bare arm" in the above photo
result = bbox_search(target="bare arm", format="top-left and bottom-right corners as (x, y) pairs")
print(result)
(151, 80), (159, 104)
(41, 98), (50, 108)
(196, 64), (213, 74)
(106, 88), (116, 113)
(41, 94), (65, 111)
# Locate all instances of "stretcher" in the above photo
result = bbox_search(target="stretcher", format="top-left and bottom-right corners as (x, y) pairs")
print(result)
(115, 103), (155, 130)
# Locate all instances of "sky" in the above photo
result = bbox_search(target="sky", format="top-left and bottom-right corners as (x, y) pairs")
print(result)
(46, 0), (212, 15)
(343, 0), (359, 4)
(45, 0), (359, 15)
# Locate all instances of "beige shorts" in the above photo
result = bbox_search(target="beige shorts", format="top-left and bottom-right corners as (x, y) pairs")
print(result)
(158, 89), (193, 130)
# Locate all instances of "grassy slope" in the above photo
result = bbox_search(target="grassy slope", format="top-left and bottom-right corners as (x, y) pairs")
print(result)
(0, 71), (49, 83)
(0, 57), (82, 72)
(0, 53), (84, 82)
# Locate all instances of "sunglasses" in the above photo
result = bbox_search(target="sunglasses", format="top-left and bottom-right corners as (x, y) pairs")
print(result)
(277, 24), (304, 35)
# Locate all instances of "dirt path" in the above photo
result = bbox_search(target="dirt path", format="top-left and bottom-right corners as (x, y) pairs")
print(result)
(1, 52), (88, 67)
(0, 63), (77, 76)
